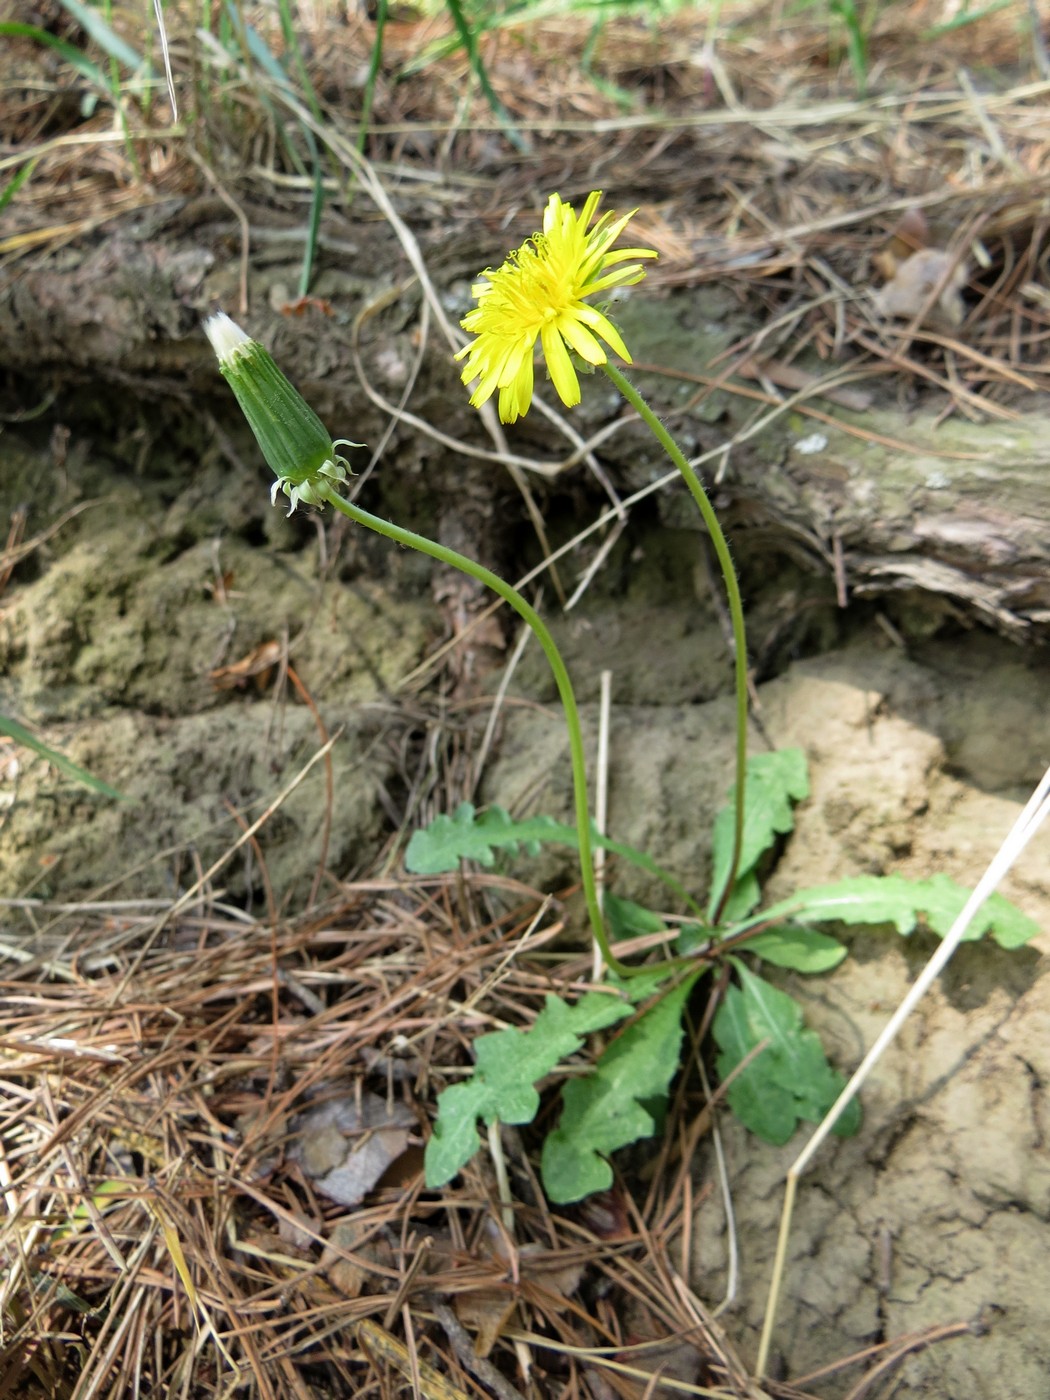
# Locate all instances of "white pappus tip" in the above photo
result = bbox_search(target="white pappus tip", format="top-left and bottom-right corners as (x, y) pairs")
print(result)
(203, 310), (251, 364)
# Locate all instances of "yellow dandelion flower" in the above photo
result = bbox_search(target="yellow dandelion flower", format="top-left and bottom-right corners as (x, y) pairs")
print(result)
(456, 191), (657, 424)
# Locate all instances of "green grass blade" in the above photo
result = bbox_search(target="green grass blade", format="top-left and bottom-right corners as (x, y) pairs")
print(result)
(222, 0), (308, 178)
(99, 0), (143, 180)
(298, 163), (325, 298)
(0, 22), (110, 89)
(1, 715), (126, 800)
(829, 0), (868, 92)
(229, 5), (292, 88)
(923, 0), (1015, 34)
(55, 0), (142, 70)
(357, 0), (387, 153)
(275, 0), (324, 123)
(272, 0), (335, 293)
(441, 0), (529, 153)
(0, 157), (39, 214)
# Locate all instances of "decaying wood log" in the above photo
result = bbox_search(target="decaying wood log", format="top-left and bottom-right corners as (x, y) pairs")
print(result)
(717, 407), (1050, 639)
(3, 212), (1049, 639)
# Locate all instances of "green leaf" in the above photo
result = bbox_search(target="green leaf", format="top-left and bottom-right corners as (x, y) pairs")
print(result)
(675, 921), (707, 955)
(0, 715), (125, 800)
(708, 749), (809, 919)
(713, 965), (861, 1146)
(405, 804), (704, 916)
(603, 892), (666, 942)
(405, 802), (569, 874)
(424, 992), (631, 1189)
(973, 892), (1039, 950)
(719, 868), (761, 923)
(541, 973), (702, 1203)
(743, 924), (848, 973)
(760, 873), (1039, 951)
(605, 960), (684, 1005)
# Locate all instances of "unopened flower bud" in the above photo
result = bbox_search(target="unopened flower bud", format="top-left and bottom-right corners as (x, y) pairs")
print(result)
(203, 311), (357, 513)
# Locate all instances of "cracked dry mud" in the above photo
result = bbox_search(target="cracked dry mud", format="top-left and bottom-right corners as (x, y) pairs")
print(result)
(3, 425), (1050, 1398)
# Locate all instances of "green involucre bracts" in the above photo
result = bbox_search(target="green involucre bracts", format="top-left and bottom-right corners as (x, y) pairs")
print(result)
(203, 310), (358, 513)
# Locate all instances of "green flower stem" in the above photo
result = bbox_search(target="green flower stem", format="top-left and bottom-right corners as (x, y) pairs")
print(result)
(318, 482), (629, 976)
(602, 362), (749, 922)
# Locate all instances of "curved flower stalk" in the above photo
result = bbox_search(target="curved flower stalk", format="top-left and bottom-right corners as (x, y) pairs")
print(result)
(458, 192), (751, 919)
(203, 312), (358, 514)
(456, 191), (657, 424)
(204, 310), (631, 974)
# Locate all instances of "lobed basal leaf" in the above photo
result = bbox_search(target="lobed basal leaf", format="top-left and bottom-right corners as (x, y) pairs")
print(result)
(713, 963), (861, 1146)
(425, 992), (631, 1189)
(541, 972), (703, 1203)
(708, 748), (809, 920)
(759, 872), (1039, 950)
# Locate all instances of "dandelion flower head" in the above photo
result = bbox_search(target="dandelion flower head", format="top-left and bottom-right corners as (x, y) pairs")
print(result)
(456, 191), (657, 424)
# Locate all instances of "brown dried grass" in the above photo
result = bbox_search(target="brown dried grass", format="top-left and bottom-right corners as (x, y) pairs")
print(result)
(4, 0), (1047, 420)
(0, 874), (757, 1398)
(0, 870), (972, 1398)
